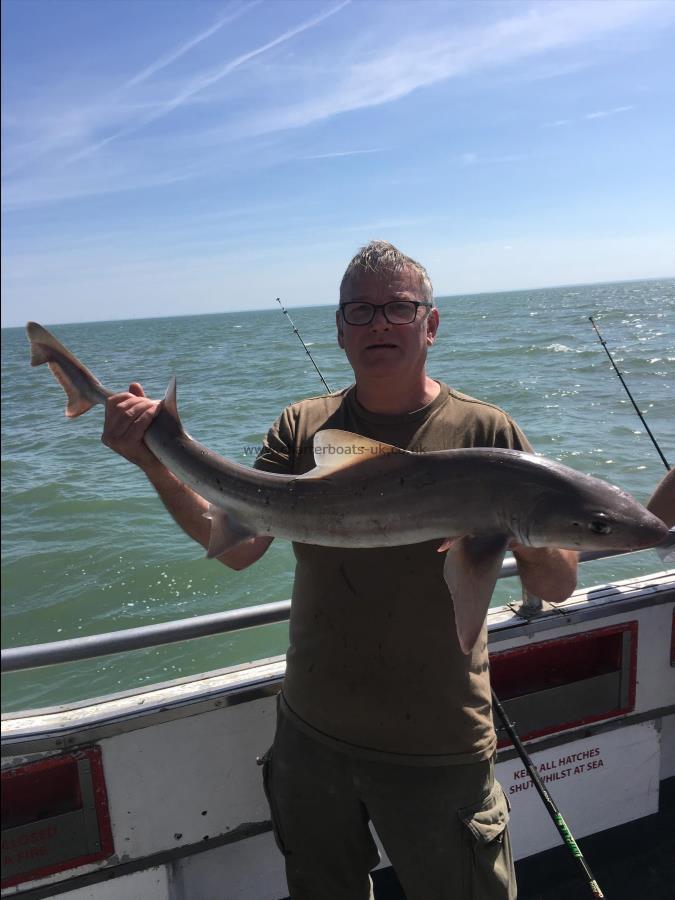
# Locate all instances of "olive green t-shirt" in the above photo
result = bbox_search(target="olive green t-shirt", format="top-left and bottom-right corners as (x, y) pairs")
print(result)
(255, 382), (532, 765)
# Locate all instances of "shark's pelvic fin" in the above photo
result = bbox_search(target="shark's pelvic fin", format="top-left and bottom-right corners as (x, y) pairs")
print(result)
(203, 506), (257, 559)
(443, 534), (509, 654)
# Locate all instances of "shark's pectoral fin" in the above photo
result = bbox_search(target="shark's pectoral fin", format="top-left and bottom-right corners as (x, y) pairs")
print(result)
(203, 506), (257, 559)
(443, 534), (509, 655)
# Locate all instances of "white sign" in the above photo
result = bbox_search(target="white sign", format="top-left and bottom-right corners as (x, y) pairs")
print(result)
(496, 721), (660, 860)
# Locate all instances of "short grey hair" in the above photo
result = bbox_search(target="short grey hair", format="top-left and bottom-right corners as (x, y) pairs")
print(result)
(339, 240), (434, 305)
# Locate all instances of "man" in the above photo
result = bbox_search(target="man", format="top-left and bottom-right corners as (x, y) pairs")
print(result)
(647, 468), (675, 528)
(102, 241), (577, 899)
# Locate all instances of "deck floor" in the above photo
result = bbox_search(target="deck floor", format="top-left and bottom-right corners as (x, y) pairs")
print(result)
(372, 776), (675, 899)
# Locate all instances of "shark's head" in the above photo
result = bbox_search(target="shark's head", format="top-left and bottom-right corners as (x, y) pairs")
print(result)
(525, 475), (668, 552)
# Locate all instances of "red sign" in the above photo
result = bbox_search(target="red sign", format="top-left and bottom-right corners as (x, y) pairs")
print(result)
(1, 747), (114, 888)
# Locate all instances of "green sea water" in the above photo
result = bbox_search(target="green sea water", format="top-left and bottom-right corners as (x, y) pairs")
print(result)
(2, 279), (674, 712)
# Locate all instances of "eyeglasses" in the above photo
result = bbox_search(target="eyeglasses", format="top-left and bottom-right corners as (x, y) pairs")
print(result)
(340, 300), (432, 326)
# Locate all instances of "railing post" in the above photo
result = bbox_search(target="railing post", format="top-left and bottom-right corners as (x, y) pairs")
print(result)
(514, 588), (545, 620)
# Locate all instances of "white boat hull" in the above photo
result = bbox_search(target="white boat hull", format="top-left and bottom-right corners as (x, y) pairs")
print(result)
(2, 569), (674, 898)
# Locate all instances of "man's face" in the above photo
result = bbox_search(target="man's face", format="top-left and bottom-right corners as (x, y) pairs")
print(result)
(336, 266), (439, 380)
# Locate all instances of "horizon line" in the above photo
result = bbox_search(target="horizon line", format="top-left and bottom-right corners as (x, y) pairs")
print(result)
(2, 274), (673, 331)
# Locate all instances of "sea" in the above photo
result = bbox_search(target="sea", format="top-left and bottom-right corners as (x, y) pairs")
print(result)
(2, 279), (674, 713)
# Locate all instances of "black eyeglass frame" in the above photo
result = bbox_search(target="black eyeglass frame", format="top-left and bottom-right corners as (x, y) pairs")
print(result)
(340, 300), (432, 326)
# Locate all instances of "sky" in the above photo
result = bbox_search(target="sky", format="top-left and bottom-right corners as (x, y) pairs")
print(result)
(2, 0), (674, 327)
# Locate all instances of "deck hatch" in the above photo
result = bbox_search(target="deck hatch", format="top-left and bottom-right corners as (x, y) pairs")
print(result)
(491, 622), (637, 745)
(1, 746), (113, 888)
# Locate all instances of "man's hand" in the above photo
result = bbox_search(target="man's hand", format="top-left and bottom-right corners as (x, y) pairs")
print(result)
(647, 468), (675, 529)
(102, 383), (160, 470)
(101, 383), (273, 571)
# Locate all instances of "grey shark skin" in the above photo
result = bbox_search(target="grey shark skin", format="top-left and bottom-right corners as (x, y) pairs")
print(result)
(26, 321), (668, 654)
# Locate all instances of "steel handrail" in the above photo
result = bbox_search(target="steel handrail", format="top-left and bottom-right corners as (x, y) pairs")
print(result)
(2, 536), (673, 674)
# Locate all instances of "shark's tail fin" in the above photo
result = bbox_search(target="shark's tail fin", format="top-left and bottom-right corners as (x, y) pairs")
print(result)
(26, 321), (111, 418)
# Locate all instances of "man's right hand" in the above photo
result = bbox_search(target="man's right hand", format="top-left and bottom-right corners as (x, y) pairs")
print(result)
(101, 383), (274, 570)
(102, 383), (160, 469)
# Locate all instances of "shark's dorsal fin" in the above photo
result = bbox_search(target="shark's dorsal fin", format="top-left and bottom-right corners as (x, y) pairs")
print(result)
(298, 429), (408, 478)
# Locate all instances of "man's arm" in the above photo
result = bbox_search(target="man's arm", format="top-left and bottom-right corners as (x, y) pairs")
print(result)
(647, 469), (675, 528)
(511, 545), (578, 604)
(495, 418), (578, 603)
(102, 383), (272, 570)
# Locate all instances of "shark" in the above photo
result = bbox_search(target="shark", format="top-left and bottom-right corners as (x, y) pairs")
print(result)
(26, 321), (668, 653)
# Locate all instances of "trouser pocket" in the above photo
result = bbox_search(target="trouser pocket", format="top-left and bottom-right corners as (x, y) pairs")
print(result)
(458, 782), (517, 899)
(258, 747), (288, 857)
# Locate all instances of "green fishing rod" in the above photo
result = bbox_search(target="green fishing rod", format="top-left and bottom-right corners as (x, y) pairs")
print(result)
(491, 690), (604, 898)
(275, 298), (605, 898)
(589, 316), (670, 471)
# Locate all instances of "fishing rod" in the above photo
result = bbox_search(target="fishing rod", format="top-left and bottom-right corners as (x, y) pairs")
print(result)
(276, 297), (332, 394)
(275, 299), (605, 897)
(589, 316), (670, 471)
(491, 690), (604, 898)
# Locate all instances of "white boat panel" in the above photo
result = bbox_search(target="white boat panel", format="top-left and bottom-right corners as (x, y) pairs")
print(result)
(100, 698), (275, 859)
(49, 867), (169, 900)
(632, 601), (675, 714)
(169, 832), (286, 900)
(496, 721), (660, 860)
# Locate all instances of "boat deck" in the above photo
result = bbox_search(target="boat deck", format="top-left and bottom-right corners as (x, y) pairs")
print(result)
(372, 776), (675, 899)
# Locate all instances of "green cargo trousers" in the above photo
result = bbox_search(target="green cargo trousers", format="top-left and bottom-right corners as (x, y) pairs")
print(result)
(260, 703), (516, 900)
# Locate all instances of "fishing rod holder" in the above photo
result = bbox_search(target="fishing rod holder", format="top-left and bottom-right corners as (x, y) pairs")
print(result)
(511, 590), (545, 620)
(509, 589), (562, 621)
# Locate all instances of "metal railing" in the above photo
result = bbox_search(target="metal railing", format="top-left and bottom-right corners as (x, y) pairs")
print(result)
(2, 535), (673, 674)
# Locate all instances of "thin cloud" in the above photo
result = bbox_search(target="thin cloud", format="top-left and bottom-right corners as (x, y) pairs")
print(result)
(70, 0), (351, 163)
(585, 105), (634, 119)
(232, 0), (672, 140)
(459, 152), (528, 166)
(3, 0), (670, 208)
(124, 2), (259, 89)
(302, 148), (384, 160)
(541, 106), (634, 128)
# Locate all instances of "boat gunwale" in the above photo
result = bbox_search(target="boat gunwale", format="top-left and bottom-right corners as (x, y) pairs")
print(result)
(2, 539), (673, 676)
(3, 570), (673, 754)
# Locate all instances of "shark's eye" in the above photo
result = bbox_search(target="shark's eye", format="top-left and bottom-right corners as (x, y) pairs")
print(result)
(588, 514), (612, 535)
